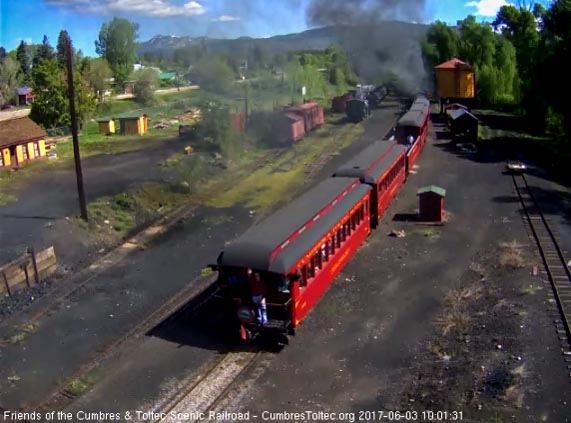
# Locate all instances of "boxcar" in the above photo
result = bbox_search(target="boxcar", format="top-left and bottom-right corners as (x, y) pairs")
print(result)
(211, 178), (372, 340)
(285, 102), (324, 132)
(333, 141), (406, 227)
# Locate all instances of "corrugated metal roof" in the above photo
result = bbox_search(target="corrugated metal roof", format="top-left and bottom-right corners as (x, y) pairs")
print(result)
(0, 116), (46, 148)
(218, 178), (367, 273)
(15, 86), (32, 96)
(417, 185), (446, 197)
(115, 112), (147, 119)
(450, 108), (478, 121)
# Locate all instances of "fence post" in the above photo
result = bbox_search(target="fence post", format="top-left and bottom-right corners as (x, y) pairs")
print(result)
(3, 271), (11, 297)
(22, 264), (30, 288)
(29, 247), (40, 285)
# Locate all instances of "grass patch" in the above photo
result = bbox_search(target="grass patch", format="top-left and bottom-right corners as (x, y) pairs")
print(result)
(200, 120), (364, 214)
(200, 267), (213, 278)
(86, 182), (190, 238)
(498, 241), (525, 269)
(0, 192), (17, 206)
(6, 333), (27, 345)
(67, 378), (90, 395)
(18, 322), (40, 333)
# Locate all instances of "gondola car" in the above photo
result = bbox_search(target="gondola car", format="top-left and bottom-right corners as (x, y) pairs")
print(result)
(211, 178), (372, 341)
(333, 141), (406, 227)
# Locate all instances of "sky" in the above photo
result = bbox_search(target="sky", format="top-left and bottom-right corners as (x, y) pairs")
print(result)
(0, 0), (513, 56)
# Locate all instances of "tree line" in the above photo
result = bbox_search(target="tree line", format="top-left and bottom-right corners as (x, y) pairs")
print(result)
(422, 0), (570, 137)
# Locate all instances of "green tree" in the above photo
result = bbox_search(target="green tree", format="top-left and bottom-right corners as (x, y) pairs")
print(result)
(30, 58), (68, 128)
(16, 40), (31, 82)
(0, 56), (20, 104)
(85, 58), (112, 101)
(134, 68), (159, 105)
(189, 56), (235, 94)
(30, 56), (96, 129)
(56, 30), (70, 68)
(95, 17), (140, 87)
(421, 21), (460, 71)
(33, 35), (55, 67)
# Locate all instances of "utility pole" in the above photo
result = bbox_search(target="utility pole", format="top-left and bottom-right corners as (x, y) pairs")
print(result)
(66, 35), (88, 221)
(244, 82), (248, 132)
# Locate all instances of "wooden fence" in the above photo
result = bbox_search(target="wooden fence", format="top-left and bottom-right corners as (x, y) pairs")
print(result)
(0, 247), (57, 296)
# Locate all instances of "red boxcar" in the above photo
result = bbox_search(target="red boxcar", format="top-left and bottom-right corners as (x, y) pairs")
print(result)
(285, 102), (324, 132)
(334, 141), (407, 227)
(211, 178), (371, 340)
(332, 93), (353, 113)
(284, 112), (305, 142)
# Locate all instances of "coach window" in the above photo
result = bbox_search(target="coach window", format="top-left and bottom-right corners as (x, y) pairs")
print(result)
(308, 257), (315, 279)
(300, 264), (308, 287)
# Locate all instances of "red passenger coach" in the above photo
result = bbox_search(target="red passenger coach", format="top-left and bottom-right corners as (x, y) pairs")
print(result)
(397, 105), (430, 172)
(211, 178), (372, 340)
(333, 141), (406, 227)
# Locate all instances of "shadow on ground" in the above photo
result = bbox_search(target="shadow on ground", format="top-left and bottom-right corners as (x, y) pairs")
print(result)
(146, 284), (287, 354)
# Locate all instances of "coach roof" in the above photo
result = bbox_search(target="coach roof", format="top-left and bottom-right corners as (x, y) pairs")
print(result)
(218, 178), (371, 273)
(334, 141), (406, 184)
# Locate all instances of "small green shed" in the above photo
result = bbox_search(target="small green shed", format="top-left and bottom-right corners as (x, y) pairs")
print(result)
(417, 185), (446, 222)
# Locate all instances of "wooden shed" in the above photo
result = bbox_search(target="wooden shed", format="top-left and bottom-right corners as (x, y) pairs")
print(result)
(96, 117), (116, 135)
(449, 108), (479, 142)
(434, 59), (475, 99)
(116, 112), (148, 136)
(0, 116), (47, 168)
(417, 185), (446, 222)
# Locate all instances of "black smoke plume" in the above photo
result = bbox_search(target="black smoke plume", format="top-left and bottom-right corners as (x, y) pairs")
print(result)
(306, 0), (430, 93)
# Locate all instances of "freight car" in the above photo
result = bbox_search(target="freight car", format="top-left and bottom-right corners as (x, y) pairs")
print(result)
(210, 94), (430, 342)
(285, 102), (324, 132)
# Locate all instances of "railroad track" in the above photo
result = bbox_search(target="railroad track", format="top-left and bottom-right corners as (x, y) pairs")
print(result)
(512, 173), (571, 370)
(31, 274), (219, 414)
(155, 350), (262, 423)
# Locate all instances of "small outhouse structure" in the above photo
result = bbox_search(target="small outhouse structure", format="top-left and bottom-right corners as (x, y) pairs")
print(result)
(449, 108), (479, 142)
(116, 112), (148, 136)
(96, 117), (116, 135)
(417, 185), (446, 222)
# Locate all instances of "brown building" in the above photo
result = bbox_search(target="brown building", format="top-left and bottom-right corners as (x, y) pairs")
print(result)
(0, 116), (47, 168)
(116, 112), (148, 136)
(417, 185), (446, 222)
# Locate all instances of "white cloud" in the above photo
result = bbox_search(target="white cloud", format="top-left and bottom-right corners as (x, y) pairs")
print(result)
(465, 0), (507, 16)
(45, 0), (206, 17)
(210, 15), (240, 22)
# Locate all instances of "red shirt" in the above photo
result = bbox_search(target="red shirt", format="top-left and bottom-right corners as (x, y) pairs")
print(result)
(250, 275), (266, 297)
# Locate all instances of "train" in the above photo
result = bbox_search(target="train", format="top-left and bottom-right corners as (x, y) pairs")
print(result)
(209, 93), (431, 342)
(345, 85), (389, 123)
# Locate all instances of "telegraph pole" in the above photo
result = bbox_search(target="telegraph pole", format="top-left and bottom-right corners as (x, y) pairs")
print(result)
(66, 35), (88, 221)
(244, 82), (248, 132)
